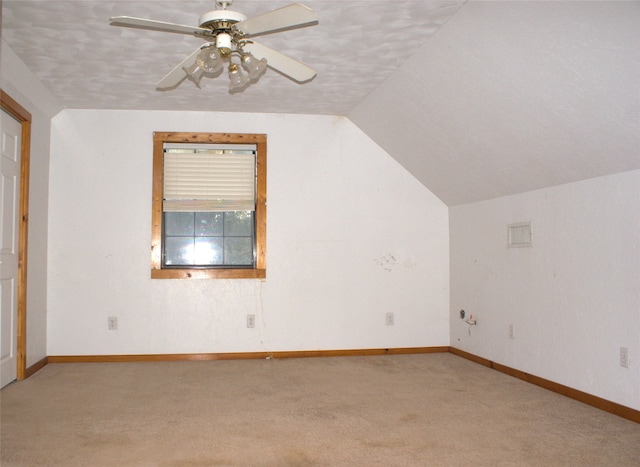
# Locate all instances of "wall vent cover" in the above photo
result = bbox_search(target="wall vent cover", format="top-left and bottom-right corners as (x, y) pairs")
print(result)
(508, 222), (532, 247)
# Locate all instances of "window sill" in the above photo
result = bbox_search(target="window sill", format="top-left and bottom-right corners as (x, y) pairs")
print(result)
(151, 268), (266, 280)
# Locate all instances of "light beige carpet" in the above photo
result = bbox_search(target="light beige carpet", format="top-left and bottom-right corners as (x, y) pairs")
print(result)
(1, 353), (639, 466)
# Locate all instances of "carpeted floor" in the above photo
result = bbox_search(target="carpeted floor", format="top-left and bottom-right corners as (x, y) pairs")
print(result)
(1, 353), (639, 466)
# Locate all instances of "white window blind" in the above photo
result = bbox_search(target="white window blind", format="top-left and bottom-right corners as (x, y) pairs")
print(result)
(163, 144), (256, 212)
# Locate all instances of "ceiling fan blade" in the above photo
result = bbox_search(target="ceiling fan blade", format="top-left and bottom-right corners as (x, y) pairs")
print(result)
(243, 41), (316, 83)
(110, 16), (211, 36)
(156, 45), (209, 90)
(236, 3), (318, 37)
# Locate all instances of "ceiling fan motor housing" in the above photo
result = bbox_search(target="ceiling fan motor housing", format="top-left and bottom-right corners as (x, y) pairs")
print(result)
(199, 10), (247, 30)
(199, 9), (247, 56)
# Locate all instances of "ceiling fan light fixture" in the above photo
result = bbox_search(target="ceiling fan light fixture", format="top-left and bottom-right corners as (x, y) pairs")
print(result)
(241, 53), (268, 81)
(183, 62), (205, 88)
(197, 47), (224, 74)
(228, 63), (250, 93)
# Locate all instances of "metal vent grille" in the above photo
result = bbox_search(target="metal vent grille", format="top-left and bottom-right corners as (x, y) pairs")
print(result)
(508, 222), (532, 247)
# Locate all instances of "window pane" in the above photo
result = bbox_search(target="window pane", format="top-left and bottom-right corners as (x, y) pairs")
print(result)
(224, 211), (253, 236)
(194, 237), (223, 265)
(224, 237), (254, 265)
(195, 212), (223, 237)
(165, 212), (195, 236)
(165, 237), (194, 265)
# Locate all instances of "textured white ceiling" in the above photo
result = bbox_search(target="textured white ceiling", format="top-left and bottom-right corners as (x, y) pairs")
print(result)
(2, 0), (639, 205)
(1, 0), (465, 115)
(348, 1), (640, 205)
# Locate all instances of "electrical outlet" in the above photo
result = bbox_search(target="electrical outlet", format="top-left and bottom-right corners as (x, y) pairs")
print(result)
(247, 314), (255, 328)
(620, 347), (629, 368)
(509, 324), (515, 339)
(386, 312), (394, 326)
(108, 316), (118, 331)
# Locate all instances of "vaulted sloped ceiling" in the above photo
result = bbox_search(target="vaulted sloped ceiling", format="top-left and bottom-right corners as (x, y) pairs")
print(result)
(349, 1), (640, 205)
(2, 1), (639, 206)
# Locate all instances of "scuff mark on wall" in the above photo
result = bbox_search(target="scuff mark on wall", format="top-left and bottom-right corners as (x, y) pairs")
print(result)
(374, 254), (398, 272)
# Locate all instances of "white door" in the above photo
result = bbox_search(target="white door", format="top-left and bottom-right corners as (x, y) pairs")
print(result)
(0, 109), (21, 388)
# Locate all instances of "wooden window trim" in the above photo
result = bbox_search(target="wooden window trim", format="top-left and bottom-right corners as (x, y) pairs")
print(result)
(151, 132), (266, 279)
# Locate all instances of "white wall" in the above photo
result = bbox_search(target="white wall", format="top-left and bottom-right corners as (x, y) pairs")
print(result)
(450, 171), (640, 410)
(47, 110), (450, 356)
(1, 40), (60, 367)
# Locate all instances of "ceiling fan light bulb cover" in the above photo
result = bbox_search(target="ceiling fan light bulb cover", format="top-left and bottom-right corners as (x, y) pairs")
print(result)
(228, 64), (250, 92)
(183, 63), (205, 88)
(197, 48), (224, 73)
(242, 53), (268, 80)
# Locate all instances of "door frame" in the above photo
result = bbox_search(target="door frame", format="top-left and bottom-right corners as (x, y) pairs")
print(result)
(1, 90), (32, 380)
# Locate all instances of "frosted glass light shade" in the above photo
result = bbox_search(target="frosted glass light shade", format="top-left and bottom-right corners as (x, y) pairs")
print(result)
(228, 64), (250, 92)
(183, 63), (205, 88)
(241, 53), (267, 81)
(197, 47), (224, 74)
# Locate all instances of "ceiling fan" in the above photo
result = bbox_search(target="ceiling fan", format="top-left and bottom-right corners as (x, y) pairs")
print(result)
(109, 1), (318, 93)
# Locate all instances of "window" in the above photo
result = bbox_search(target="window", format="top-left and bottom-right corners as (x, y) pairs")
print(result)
(151, 132), (266, 279)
